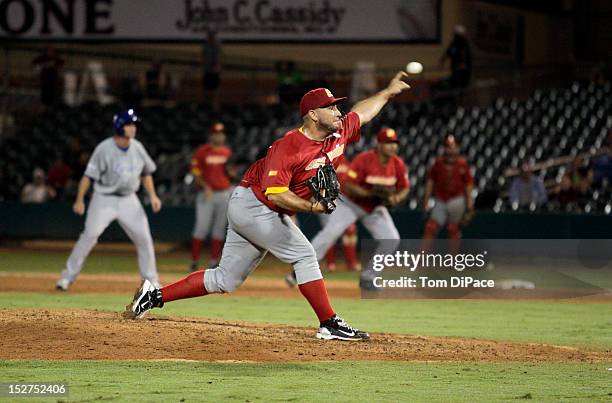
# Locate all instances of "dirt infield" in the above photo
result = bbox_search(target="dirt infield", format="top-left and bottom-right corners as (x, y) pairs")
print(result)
(3, 272), (612, 302)
(0, 272), (360, 299)
(2, 272), (611, 363)
(1, 308), (610, 363)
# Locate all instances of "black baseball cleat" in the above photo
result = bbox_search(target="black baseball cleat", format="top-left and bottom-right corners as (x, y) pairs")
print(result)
(189, 261), (199, 272)
(316, 314), (370, 341)
(123, 280), (164, 319)
(359, 277), (382, 292)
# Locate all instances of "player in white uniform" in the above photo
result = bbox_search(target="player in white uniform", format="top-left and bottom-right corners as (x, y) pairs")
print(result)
(56, 109), (162, 290)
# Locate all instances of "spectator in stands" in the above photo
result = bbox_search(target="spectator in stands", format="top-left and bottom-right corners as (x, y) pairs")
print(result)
(143, 59), (170, 103)
(440, 25), (472, 90)
(276, 60), (304, 105)
(31, 46), (64, 106)
(509, 161), (547, 209)
(567, 155), (593, 195)
(593, 132), (612, 185)
(21, 168), (56, 203)
(554, 174), (578, 206)
(202, 30), (222, 108)
(47, 154), (73, 199)
(553, 156), (592, 207)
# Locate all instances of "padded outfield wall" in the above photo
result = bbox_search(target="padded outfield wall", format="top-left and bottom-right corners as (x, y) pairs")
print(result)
(1, 201), (610, 242)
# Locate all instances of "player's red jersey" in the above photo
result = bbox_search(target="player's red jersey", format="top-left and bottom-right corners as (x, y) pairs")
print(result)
(240, 112), (361, 214)
(345, 149), (410, 213)
(191, 144), (232, 191)
(335, 156), (351, 188)
(427, 156), (473, 201)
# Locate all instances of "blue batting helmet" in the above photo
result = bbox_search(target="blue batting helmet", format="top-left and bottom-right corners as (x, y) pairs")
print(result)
(113, 109), (140, 135)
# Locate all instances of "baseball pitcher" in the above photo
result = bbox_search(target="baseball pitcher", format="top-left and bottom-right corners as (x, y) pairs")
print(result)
(126, 73), (410, 341)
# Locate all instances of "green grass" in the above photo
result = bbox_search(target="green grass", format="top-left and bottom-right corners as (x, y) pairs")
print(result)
(1, 250), (611, 401)
(0, 361), (610, 402)
(1, 249), (611, 349)
(1, 292), (610, 351)
(0, 250), (353, 279)
(0, 250), (191, 275)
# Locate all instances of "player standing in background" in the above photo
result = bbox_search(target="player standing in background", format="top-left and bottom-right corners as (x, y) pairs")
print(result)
(320, 157), (361, 272)
(421, 135), (474, 254)
(125, 73), (410, 341)
(310, 127), (410, 290)
(56, 109), (162, 291)
(285, 156), (360, 287)
(190, 122), (233, 271)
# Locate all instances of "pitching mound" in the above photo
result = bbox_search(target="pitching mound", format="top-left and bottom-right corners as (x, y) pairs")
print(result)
(1, 309), (609, 363)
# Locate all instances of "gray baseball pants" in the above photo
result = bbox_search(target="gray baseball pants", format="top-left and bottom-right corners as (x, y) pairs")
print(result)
(203, 186), (322, 293)
(192, 188), (232, 240)
(310, 197), (400, 280)
(431, 195), (466, 225)
(61, 192), (160, 286)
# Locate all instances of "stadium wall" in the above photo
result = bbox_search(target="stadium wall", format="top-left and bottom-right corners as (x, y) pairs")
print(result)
(1, 202), (609, 242)
(219, 0), (574, 70)
(2, 0), (576, 74)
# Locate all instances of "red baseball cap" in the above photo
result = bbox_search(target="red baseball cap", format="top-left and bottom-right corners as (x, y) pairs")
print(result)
(377, 128), (399, 143)
(209, 122), (225, 134)
(299, 88), (346, 116)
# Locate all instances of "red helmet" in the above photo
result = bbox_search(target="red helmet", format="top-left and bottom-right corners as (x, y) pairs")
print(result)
(377, 127), (399, 143)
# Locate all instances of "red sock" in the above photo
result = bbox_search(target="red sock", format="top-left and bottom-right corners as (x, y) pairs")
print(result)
(161, 270), (208, 303)
(298, 279), (335, 323)
(342, 224), (359, 269)
(342, 244), (359, 269)
(324, 246), (336, 267)
(191, 237), (204, 261)
(210, 238), (224, 263)
(420, 219), (439, 253)
(344, 224), (357, 237)
(447, 223), (462, 255)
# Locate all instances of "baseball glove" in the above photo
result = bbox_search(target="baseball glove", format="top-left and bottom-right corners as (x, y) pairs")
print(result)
(371, 185), (395, 206)
(307, 163), (340, 214)
(460, 209), (475, 226)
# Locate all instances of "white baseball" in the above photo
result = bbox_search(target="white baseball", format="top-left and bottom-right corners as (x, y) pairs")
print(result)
(406, 62), (423, 75)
